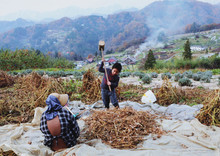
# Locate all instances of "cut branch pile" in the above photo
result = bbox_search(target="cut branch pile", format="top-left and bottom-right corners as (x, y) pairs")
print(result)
(196, 89), (220, 126)
(82, 107), (164, 149)
(0, 70), (14, 88)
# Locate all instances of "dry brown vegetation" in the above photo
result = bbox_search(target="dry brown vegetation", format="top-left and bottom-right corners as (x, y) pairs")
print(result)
(0, 70), (217, 129)
(0, 72), (66, 125)
(0, 70), (14, 88)
(81, 107), (164, 149)
(154, 77), (212, 106)
(81, 69), (102, 103)
(196, 89), (220, 126)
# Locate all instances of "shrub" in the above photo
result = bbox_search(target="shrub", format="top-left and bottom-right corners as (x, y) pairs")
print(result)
(7, 71), (18, 76)
(174, 72), (184, 81)
(141, 75), (152, 84)
(150, 72), (158, 78)
(192, 74), (201, 81)
(204, 70), (212, 78)
(178, 77), (192, 86)
(120, 72), (131, 78)
(161, 72), (172, 80)
(200, 75), (210, 83)
(183, 70), (193, 78)
(72, 71), (83, 77)
(132, 72), (145, 79)
(36, 70), (45, 76)
(21, 69), (33, 75)
(0, 49), (75, 71)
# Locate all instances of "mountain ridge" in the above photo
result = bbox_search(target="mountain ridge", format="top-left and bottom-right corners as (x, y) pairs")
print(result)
(0, 0), (220, 57)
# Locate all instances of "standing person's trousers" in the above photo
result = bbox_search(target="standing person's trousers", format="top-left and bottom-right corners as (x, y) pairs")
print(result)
(101, 88), (119, 108)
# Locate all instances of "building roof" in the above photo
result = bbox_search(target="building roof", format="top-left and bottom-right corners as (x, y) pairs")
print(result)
(107, 56), (118, 63)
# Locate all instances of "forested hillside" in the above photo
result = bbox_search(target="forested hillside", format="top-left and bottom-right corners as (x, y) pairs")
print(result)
(0, 0), (219, 57)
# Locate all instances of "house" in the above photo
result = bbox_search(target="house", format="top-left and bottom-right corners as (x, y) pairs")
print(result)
(107, 56), (118, 65)
(122, 56), (137, 65)
(191, 46), (206, 52)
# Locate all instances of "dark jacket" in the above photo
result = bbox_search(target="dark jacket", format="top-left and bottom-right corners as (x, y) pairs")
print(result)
(99, 61), (120, 91)
(40, 95), (80, 148)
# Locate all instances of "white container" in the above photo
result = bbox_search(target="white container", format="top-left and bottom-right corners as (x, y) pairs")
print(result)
(141, 90), (157, 104)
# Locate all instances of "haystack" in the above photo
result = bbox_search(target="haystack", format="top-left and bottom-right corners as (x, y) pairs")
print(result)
(0, 72), (66, 125)
(197, 89), (220, 126)
(82, 70), (102, 103)
(155, 77), (180, 106)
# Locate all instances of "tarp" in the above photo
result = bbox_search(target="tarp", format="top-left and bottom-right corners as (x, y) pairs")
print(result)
(1, 101), (220, 156)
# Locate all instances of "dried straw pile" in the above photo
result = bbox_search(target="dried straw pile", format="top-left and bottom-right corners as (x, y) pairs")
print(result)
(82, 70), (102, 103)
(14, 72), (65, 107)
(155, 77), (180, 106)
(82, 107), (164, 149)
(0, 70), (14, 88)
(196, 89), (220, 126)
(0, 72), (66, 125)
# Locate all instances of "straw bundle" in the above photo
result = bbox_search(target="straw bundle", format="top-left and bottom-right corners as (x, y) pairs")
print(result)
(155, 77), (180, 106)
(82, 70), (102, 103)
(196, 89), (220, 126)
(0, 72), (66, 125)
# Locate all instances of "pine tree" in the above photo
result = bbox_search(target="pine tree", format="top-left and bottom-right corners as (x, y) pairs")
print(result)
(183, 39), (192, 60)
(145, 49), (156, 69)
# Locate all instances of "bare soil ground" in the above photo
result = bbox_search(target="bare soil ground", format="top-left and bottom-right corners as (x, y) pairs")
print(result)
(120, 74), (220, 90)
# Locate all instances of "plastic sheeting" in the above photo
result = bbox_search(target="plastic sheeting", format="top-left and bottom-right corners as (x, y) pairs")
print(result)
(1, 101), (220, 156)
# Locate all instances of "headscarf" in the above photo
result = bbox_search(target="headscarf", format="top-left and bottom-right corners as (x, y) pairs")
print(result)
(45, 95), (63, 120)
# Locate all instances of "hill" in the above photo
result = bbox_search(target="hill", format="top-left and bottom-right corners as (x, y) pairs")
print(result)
(0, 18), (35, 33)
(0, 0), (220, 57)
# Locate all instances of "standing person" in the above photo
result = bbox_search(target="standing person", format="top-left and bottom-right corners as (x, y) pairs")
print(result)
(99, 58), (122, 109)
(40, 93), (80, 151)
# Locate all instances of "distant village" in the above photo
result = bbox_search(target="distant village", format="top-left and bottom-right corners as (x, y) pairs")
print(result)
(74, 48), (177, 69)
(75, 55), (137, 69)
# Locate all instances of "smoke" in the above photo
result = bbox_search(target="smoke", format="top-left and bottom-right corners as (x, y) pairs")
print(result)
(136, 0), (195, 54)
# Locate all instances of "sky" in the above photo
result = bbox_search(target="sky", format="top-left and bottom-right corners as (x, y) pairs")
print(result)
(0, 0), (220, 17)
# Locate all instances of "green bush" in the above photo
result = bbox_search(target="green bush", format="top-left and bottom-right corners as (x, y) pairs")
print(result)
(150, 72), (158, 78)
(200, 75), (211, 83)
(174, 59), (197, 69)
(198, 55), (220, 69)
(120, 72), (131, 78)
(178, 77), (192, 86)
(132, 72), (145, 79)
(183, 70), (193, 78)
(36, 70), (45, 76)
(72, 71), (83, 77)
(7, 71), (18, 76)
(0, 49), (75, 71)
(162, 72), (172, 80)
(192, 74), (201, 81)
(141, 75), (152, 84)
(174, 72), (184, 81)
(204, 70), (212, 78)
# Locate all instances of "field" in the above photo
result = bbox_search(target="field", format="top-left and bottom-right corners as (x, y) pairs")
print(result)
(0, 29), (220, 155)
